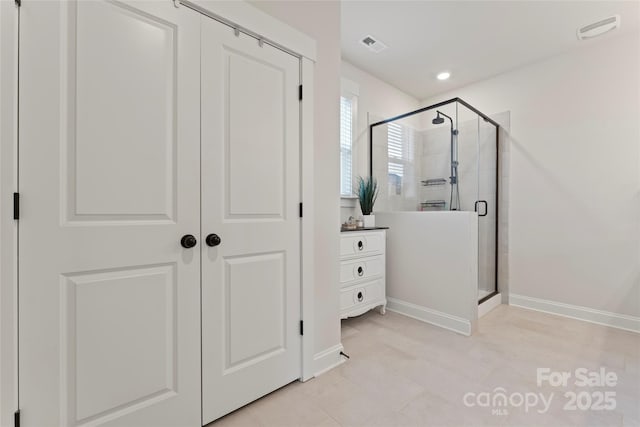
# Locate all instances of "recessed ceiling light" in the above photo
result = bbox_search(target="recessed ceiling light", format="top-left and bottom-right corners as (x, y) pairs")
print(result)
(437, 72), (451, 81)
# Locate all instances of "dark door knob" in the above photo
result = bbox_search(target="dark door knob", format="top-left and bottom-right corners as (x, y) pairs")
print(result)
(205, 233), (222, 247)
(180, 234), (197, 249)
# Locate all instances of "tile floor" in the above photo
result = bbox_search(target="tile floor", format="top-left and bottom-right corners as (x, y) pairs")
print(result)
(208, 305), (640, 426)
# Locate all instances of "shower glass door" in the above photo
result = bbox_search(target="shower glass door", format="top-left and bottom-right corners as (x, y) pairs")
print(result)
(478, 115), (498, 302)
(455, 101), (498, 303)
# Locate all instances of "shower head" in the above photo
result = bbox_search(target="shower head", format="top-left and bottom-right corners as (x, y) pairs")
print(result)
(432, 112), (445, 125)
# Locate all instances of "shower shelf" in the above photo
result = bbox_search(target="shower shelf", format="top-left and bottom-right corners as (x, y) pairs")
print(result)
(421, 178), (447, 186)
(421, 200), (446, 208)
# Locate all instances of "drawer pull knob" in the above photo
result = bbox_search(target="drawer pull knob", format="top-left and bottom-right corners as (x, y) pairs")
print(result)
(357, 266), (364, 276)
(357, 240), (364, 250)
(357, 291), (364, 302)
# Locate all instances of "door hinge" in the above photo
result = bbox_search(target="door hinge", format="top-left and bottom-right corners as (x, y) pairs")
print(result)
(299, 320), (304, 336)
(13, 193), (19, 220)
(14, 410), (20, 427)
(299, 202), (303, 218)
(298, 85), (303, 101)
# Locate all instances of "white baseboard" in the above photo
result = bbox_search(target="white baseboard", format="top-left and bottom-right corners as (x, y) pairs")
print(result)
(509, 294), (640, 334)
(478, 293), (502, 318)
(386, 297), (472, 336)
(313, 343), (345, 377)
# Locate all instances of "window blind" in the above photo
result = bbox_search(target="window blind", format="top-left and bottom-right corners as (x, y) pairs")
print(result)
(387, 122), (414, 195)
(340, 96), (353, 195)
(388, 122), (411, 177)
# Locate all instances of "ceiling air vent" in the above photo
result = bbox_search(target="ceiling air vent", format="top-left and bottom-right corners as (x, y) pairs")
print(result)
(360, 35), (388, 53)
(577, 15), (620, 40)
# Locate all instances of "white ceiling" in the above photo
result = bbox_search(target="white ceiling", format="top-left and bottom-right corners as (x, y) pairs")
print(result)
(341, 1), (640, 100)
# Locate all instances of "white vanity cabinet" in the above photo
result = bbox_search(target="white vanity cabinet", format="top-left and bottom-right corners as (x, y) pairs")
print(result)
(339, 229), (387, 319)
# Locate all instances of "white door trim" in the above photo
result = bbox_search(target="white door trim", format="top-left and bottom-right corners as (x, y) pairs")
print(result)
(0, 1), (19, 425)
(300, 57), (315, 381)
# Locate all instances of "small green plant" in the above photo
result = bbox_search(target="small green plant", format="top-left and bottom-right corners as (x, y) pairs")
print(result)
(356, 176), (378, 215)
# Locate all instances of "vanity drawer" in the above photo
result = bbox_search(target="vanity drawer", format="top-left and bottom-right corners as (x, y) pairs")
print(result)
(340, 231), (385, 258)
(339, 255), (384, 287)
(340, 279), (385, 312)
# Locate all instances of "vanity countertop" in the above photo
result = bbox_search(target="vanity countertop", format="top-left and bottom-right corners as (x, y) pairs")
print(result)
(340, 226), (389, 233)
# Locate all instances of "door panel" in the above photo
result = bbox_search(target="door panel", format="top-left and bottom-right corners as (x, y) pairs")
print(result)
(71, 0), (177, 220)
(19, 2), (201, 426)
(69, 264), (177, 422)
(201, 18), (301, 424)
(225, 252), (285, 368)
(226, 53), (286, 218)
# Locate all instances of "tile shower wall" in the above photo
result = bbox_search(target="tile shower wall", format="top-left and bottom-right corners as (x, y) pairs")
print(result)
(497, 116), (511, 304)
(418, 126), (450, 210)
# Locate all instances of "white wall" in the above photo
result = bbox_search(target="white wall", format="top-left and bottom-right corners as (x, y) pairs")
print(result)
(423, 32), (640, 318)
(376, 212), (478, 336)
(249, 1), (343, 365)
(341, 61), (420, 221)
(341, 61), (420, 180)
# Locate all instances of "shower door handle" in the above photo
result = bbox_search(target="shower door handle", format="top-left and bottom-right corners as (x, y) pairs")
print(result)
(475, 200), (488, 217)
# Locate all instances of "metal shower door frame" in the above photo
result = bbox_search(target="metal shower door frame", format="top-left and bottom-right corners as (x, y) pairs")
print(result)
(368, 97), (500, 304)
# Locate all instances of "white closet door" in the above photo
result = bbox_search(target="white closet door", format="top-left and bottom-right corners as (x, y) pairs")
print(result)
(18, 2), (201, 426)
(201, 17), (302, 424)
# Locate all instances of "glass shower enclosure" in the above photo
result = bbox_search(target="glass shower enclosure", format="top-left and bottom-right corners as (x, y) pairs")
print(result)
(370, 98), (499, 303)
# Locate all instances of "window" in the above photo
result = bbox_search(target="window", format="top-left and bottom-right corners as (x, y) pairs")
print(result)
(340, 78), (359, 198)
(340, 95), (355, 196)
(387, 122), (414, 195)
